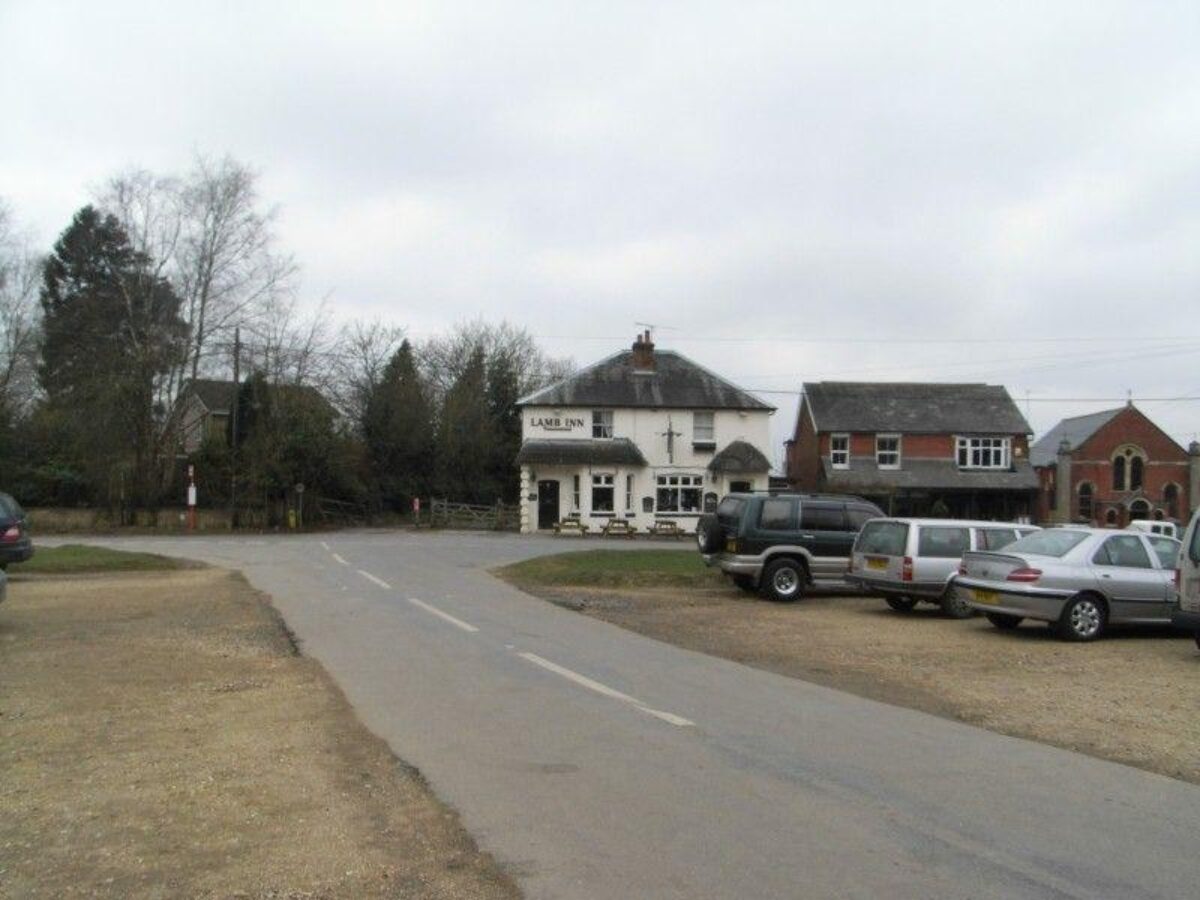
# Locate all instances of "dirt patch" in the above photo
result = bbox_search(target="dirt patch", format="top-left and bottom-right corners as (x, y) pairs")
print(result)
(521, 582), (1200, 784)
(0, 568), (520, 899)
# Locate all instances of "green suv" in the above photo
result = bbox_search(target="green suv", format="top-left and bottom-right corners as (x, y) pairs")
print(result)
(697, 493), (883, 601)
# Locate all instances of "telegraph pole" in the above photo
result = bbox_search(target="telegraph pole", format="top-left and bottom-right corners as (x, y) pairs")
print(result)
(230, 327), (240, 528)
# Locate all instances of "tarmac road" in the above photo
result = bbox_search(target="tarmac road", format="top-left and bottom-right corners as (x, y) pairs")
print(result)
(59, 530), (1200, 899)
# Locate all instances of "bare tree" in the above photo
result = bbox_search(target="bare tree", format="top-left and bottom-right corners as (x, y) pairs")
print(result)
(0, 201), (42, 418)
(328, 318), (407, 429)
(98, 154), (298, 399)
(176, 154), (297, 384)
(419, 319), (574, 402)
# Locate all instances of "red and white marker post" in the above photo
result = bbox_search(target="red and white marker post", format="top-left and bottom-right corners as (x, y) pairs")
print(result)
(187, 465), (197, 531)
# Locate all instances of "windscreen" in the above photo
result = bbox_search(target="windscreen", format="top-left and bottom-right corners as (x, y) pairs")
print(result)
(1003, 529), (1089, 558)
(854, 521), (908, 556)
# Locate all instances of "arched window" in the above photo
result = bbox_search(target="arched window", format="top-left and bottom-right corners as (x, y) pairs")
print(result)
(1130, 456), (1144, 491)
(1112, 445), (1147, 491)
(1164, 483), (1180, 520)
(1129, 499), (1151, 521)
(1078, 483), (1094, 521)
(1105, 508), (1118, 525)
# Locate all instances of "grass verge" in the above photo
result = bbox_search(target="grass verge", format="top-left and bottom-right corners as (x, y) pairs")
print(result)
(9, 544), (188, 575)
(497, 548), (724, 589)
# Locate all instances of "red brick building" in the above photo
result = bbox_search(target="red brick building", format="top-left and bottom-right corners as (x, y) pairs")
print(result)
(1032, 404), (1200, 526)
(785, 382), (1038, 520)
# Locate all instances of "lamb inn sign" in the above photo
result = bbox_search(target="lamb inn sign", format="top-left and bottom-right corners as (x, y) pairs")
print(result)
(529, 415), (586, 431)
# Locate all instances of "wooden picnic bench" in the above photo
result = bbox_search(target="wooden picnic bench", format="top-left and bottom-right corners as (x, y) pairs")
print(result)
(601, 519), (637, 538)
(553, 518), (590, 536)
(648, 519), (684, 539)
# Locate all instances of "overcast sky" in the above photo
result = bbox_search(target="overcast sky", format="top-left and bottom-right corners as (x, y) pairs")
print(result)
(3, 1), (1199, 466)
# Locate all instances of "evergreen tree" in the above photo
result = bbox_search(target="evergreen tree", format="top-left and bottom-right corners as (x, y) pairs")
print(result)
(437, 346), (491, 503)
(485, 350), (521, 503)
(362, 339), (434, 511)
(38, 206), (187, 509)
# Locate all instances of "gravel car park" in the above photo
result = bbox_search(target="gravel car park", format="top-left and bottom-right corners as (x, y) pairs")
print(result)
(957, 527), (1180, 641)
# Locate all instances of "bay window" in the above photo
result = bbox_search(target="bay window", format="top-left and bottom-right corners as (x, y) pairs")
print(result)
(591, 474), (614, 513)
(656, 474), (703, 513)
(956, 436), (1010, 469)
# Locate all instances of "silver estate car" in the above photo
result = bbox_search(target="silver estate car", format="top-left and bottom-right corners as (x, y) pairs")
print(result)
(956, 527), (1180, 641)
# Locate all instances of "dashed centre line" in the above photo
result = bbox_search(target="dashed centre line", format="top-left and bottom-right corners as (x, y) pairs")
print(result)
(319, 541), (330, 551)
(518, 652), (695, 728)
(332, 553), (349, 566)
(408, 597), (479, 633)
(357, 569), (392, 590)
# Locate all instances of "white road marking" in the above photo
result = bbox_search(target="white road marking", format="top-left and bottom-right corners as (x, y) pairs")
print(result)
(357, 569), (392, 590)
(320, 541), (330, 550)
(517, 652), (695, 728)
(408, 597), (479, 633)
(332, 553), (349, 566)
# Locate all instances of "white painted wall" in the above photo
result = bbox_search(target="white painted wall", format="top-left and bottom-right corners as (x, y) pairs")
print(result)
(519, 405), (773, 533)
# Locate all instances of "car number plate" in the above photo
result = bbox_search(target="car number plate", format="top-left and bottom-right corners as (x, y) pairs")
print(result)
(866, 557), (888, 571)
(725, 538), (738, 553)
(972, 589), (999, 605)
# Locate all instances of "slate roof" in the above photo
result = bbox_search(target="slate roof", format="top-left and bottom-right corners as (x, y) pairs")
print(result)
(519, 351), (773, 411)
(803, 382), (1031, 435)
(183, 378), (238, 414)
(1029, 408), (1124, 467)
(180, 378), (333, 415)
(708, 440), (772, 474)
(821, 458), (1040, 492)
(515, 438), (648, 467)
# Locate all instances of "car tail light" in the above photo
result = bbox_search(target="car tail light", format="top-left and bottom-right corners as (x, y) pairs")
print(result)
(958, 562), (967, 576)
(1006, 567), (1042, 583)
(1, 525), (19, 543)
(902, 557), (913, 582)
(1175, 569), (1181, 591)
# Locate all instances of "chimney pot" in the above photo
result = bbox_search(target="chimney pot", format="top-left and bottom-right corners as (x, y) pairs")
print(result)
(632, 331), (656, 372)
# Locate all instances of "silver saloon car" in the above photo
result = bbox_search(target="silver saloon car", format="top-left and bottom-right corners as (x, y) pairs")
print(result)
(956, 527), (1180, 641)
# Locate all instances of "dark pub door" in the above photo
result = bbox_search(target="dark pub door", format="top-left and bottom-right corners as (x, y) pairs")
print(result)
(537, 480), (560, 530)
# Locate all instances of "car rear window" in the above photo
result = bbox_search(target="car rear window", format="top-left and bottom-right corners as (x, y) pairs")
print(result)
(1147, 536), (1180, 569)
(855, 521), (908, 556)
(0, 493), (22, 518)
(979, 528), (1018, 551)
(917, 526), (970, 558)
(1092, 535), (1153, 569)
(1004, 529), (1089, 558)
(758, 498), (794, 529)
(716, 497), (745, 521)
(800, 504), (845, 531)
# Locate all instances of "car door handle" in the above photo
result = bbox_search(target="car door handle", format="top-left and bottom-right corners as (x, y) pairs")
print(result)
(1100, 574), (1112, 579)
(801, 534), (815, 540)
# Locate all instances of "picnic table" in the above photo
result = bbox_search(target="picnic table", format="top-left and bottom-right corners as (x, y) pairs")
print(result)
(601, 519), (637, 538)
(553, 518), (590, 536)
(648, 519), (684, 538)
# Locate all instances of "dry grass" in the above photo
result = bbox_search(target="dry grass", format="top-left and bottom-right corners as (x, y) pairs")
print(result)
(0, 568), (519, 899)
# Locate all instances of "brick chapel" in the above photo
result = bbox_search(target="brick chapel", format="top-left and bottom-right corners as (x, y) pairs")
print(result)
(1031, 403), (1200, 527)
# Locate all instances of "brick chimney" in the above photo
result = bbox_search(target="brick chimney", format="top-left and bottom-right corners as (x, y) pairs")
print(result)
(631, 329), (656, 373)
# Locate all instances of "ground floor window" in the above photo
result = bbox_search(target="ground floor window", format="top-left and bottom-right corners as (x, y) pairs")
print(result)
(592, 474), (614, 512)
(625, 475), (633, 510)
(656, 474), (703, 512)
(572, 475), (581, 511)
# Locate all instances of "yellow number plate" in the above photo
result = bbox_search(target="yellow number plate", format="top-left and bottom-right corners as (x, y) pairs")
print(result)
(725, 539), (738, 553)
(866, 557), (888, 571)
(972, 589), (999, 605)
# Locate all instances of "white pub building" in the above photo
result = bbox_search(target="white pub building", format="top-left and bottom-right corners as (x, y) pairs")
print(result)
(516, 332), (775, 533)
